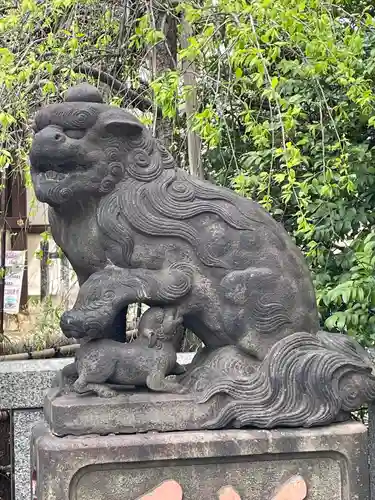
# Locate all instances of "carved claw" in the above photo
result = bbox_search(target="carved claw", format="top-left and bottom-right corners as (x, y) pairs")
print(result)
(146, 373), (188, 394)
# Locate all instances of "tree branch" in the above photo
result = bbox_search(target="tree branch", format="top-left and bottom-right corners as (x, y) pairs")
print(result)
(26, 63), (158, 114)
(73, 64), (154, 112)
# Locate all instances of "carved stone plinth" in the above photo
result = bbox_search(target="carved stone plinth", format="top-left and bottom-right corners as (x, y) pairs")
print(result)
(31, 421), (369, 500)
(44, 387), (216, 436)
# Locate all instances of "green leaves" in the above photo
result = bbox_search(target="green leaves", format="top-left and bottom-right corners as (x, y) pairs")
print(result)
(0, 47), (14, 66)
(151, 72), (180, 120)
(129, 14), (165, 50)
(174, 0), (375, 346)
(235, 68), (243, 79)
(316, 233), (375, 343)
(0, 112), (15, 129)
(192, 106), (221, 148)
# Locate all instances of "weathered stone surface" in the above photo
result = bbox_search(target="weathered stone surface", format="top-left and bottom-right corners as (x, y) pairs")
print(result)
(0, 358), (69, 409)
(30, 83), (319, 356)
(0, 357), (71, 500)
(31, 421), (369, 500)
(0, 354), (194, 500)
(13, 409), (43, 500)
(28, 83), (375, 430)
(47, 333), (375, 434)
(44, 388), (216, 436)
(59, 307), (187, 398)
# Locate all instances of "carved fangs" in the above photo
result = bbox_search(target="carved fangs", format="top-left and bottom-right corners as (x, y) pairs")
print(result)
(42, 171), (66, 181)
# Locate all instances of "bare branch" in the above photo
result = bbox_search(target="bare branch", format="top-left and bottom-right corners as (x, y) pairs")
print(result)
(73, 64), (153, 112)
(25, 63), (158, 113)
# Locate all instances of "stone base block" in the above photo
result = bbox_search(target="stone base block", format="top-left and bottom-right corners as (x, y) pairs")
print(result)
(31, 421), (369, 500)
(44, 387), (216, 436)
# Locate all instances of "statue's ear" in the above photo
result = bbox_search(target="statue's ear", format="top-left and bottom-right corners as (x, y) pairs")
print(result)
(99, 110), (143, 137)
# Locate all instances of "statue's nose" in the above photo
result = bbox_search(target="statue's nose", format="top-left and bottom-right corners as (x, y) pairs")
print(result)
(30, 126), (67, 168)
(34, 126), (66, 145)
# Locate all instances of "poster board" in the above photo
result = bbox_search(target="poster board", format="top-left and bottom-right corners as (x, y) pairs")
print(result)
(4, 250), (26, 314)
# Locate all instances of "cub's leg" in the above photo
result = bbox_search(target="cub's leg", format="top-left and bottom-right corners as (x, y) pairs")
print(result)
(61, 362), (78, 389)
(73, 376), (118, 398)
(73, 353), (118, 397)
(51, 361), (78, 396)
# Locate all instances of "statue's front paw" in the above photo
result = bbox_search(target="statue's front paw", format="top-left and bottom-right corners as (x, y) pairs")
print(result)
(60, 311), (104, 339)
(96, 387), (118, 398)
(60, 311), (85, 338)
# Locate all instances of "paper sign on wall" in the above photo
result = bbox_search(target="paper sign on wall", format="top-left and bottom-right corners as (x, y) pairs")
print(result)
(4, 250), (26, 314)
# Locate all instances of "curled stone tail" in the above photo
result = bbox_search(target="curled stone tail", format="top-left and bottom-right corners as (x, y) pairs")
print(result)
(199, 331), (375, 429)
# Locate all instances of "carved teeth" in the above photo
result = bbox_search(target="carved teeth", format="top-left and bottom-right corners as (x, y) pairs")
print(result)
(45, 170), (57, 179)
(43, 170), (66, 181)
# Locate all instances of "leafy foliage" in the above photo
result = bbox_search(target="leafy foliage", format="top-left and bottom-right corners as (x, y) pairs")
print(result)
(2, 0), (375, 345)
(172, 0), (375, 346)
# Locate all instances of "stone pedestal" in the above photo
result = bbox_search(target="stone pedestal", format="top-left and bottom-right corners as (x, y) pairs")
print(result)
(31, 421), (369, 500)
(44, 387), (216, 436)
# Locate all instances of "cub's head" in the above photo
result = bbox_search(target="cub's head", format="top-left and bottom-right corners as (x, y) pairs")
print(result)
(29, 84), (165, 207)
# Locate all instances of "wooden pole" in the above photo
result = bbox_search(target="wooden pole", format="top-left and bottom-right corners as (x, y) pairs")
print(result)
(180, 18), (203, 179)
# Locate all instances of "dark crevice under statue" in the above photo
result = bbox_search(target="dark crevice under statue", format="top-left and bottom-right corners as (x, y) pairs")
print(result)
(29, 83), (375, 429)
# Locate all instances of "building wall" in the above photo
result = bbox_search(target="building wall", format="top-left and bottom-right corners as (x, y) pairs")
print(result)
(26, 187), (49, 227)
(26, 188), (79, 304)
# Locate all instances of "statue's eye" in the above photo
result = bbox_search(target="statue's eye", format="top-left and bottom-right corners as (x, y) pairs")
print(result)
(64, 129), (86, 139)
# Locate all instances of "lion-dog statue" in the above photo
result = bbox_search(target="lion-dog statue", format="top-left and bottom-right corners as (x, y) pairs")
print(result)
(30, 84), (375, 429)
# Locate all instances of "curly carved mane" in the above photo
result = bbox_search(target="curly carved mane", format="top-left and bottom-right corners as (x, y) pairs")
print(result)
(98, 131), (281, 268)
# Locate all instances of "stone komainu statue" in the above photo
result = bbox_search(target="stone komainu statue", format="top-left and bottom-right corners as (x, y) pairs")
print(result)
(29, 84), (375, 429)
(30, 83), (318, 358)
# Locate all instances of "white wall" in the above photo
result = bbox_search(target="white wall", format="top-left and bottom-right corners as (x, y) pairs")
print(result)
(26, 187), (48, 226)
(26, 189), (79, 305)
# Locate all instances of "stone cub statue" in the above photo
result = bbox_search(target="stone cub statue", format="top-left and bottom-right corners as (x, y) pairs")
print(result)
(60, 307), (186, 397)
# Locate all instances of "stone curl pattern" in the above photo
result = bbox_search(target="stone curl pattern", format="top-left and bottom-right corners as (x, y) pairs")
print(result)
(199, 331), (375, 429)
(115, 180), (263, 269)
(96, 130), (269, 268)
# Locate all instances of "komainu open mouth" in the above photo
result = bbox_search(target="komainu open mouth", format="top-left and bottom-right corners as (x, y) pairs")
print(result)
(40, 170), (67, 181)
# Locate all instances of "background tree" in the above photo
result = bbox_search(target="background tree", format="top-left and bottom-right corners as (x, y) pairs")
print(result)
(162, 0), (375, 346)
